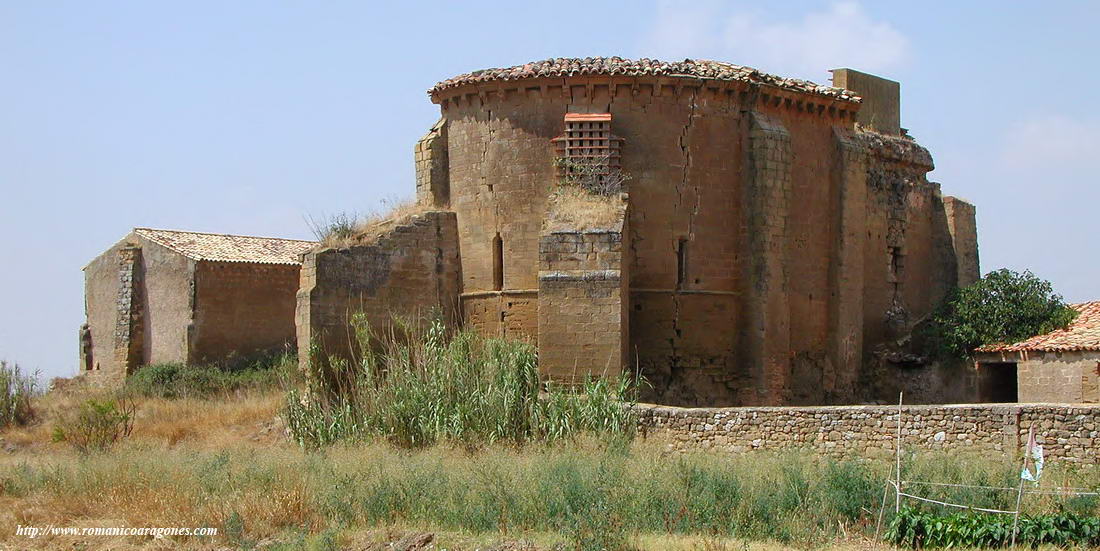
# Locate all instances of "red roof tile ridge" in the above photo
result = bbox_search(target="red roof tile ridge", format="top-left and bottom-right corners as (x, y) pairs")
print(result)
(133, 227), (315, 244)
(429, 57), (861, 103)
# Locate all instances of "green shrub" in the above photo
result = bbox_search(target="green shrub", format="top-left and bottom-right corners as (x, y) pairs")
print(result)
(886, 506), (1100, 548)
(126, 352), (293, 399)
(922, 269), (1078, 359)
(285, 315), (638, 448)
(0, 360), (36, 429)
(51, 398), (136, 453)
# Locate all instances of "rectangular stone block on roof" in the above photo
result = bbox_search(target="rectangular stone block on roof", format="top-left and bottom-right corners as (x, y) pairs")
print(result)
(133, 228), (316, 265)
(979, 301), (1100, 352)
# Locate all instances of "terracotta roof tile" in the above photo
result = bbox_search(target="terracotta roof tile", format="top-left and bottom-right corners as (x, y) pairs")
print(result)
(134, 228), (315, 265)
(977, 301), (1100, 353)
(429, 57), (860, 103)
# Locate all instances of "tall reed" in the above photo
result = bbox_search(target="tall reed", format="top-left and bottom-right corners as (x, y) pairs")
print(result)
(284, 315), (638, 448)
(0, 360), (36, 429)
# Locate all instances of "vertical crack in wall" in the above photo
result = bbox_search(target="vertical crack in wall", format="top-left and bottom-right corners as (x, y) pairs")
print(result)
(668, 88), (698, 390)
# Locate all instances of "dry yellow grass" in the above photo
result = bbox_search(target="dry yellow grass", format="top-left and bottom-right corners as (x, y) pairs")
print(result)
(2, 389), (1094, 550)
(0, 388), (298, 550)
(317, 198), (424, 249)
(1, 387), (285, 451)
(542, 186), (626, 233)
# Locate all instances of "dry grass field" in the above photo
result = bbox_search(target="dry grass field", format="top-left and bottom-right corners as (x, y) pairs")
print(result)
(2, 387), (1098, 550)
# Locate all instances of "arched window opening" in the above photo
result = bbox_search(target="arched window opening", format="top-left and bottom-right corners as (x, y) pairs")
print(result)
(492, 233), (504, 291)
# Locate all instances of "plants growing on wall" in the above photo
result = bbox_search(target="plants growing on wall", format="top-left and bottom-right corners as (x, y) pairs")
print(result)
(921, 269), (1078, 359)
(554, 155), (630, 196)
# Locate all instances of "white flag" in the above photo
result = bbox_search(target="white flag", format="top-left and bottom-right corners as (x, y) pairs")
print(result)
(1020, 427), (1044, 482)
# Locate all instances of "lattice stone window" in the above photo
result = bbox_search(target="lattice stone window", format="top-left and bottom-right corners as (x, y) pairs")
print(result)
(552, 113), (624, 193)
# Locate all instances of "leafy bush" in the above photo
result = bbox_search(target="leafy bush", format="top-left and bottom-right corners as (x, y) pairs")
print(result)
(922, 269), (1078, 359)
(285, 315), (638, 448)
(51, 398), (136, 453)
(126, 353), (293, 399)
(0, 360), (36, 429)
(886, 506), (1100, 548)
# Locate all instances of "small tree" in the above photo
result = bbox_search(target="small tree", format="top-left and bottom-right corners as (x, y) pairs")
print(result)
(924, 269), (1078, 359)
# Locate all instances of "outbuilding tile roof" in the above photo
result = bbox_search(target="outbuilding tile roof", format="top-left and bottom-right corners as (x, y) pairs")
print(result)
(978, 301), (1100, 353)
(429, 57), (861, 102)
(134, 228), (315, 265)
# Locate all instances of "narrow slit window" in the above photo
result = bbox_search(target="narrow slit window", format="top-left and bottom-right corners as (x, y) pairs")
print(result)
(492, 233), (504, 291)
(676, 237), (688, 290)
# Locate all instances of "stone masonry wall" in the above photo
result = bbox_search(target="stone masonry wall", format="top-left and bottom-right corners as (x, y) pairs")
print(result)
(296, 211), (461, 372)
(415, 118), (449, 208)
(192, 261), (300, 363)
(637, 403), (1100, 463)
(1014, 351), (1100, 403)
(113, 246), (144, 377)
(538, 214), (628, 380)
(943, 196), (980, 288)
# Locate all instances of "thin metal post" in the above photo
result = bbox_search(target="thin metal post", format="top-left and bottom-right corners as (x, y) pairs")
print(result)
(896, 392), (903, 512)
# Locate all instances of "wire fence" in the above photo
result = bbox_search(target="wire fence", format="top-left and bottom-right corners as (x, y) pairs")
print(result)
(873, 393), (1099, 549)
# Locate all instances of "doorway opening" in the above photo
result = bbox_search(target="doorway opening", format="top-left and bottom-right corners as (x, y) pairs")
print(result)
(977, 362), (1018, 403)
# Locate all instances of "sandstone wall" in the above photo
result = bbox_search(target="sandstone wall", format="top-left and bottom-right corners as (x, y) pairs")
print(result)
(192, 261), (299, 362)
(296, 211), (462, 371)
(415, 118), (449, 208)
(538, 195), (629, 379)
(637, 402), (1100, 463)
(1015, 351), (1100, 403)
(82, 237), (137, 384)
(137, 238), (196, 367)
(432, 73), (975, 407)
(81, 235), (195, 384)
(943, 196), (980, 288)
(436, 78), (868, 407)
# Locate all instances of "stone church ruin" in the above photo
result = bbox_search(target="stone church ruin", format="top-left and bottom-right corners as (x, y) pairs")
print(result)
(296, 58), (979, 407)
(81, 57), (982, 407)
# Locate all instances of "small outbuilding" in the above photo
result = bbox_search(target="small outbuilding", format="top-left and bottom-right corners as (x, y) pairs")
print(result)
(80, 228), (315, 385)
(974, 301), (1100, 403)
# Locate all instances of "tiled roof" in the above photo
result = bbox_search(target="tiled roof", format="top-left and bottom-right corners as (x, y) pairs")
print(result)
(134, 228), (315, 265)
(978, 302), (1100, 353)
(429, 57), (861, 102)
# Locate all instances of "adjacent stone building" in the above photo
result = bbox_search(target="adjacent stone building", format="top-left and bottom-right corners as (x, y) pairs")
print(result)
(80, 228), (315, 384)
(298, 57), (980, 407)
(974, 301), (1100, 403)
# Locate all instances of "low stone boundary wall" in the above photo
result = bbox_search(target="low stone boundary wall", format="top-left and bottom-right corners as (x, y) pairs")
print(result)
(635, 403), (1100, 463)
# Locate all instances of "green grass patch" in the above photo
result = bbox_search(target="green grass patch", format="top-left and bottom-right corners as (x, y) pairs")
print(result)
(126, 351), (295, 399)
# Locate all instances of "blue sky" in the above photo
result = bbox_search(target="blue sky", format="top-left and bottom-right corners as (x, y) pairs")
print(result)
(2, 1), (1097, 380)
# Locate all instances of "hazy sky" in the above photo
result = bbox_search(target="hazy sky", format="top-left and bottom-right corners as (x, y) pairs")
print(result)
(3, 2), (1098, 380)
